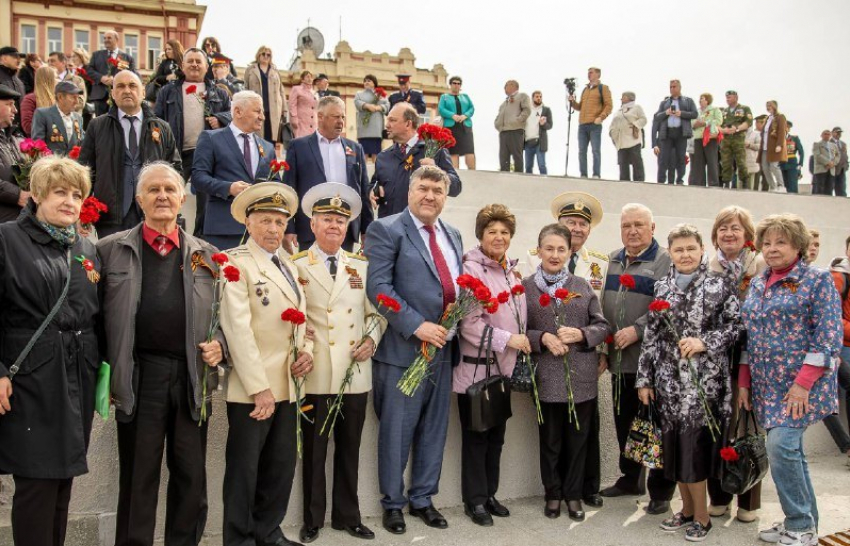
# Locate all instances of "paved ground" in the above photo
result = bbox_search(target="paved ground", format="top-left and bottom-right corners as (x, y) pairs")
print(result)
(179, 452), (849, 546)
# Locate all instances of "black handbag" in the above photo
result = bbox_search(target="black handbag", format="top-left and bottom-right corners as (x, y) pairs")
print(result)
(721, 410), (769, 495)
(509, 353), (535, 393)
(465, 326), (512, 433)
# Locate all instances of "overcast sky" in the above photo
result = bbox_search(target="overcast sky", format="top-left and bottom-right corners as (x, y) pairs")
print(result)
(199, 0), (850, 179)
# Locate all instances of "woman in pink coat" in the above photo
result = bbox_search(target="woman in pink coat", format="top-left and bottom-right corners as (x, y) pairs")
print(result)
(288, 70), (318, 138)
(453, 204), (530, 527)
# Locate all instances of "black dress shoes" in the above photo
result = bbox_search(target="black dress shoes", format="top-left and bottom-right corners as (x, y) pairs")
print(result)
(583, 494), (604, 508)
(646, 500), (671, 515)
(331, 522), (375, 540)
(567, 500), (585, 521)
(600, 484), (643, 497)
(485, 496), (510, 517)
(544, 501), (561, 519)
(464, 503), (494, 527)
(299, 526), (319, 543)
(409, 504), (448, 529)
(268, 536), (304, 546)
(382, 509), (406, 534)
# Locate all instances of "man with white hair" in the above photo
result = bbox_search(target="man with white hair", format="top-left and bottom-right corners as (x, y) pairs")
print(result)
(85, 30), (136, 116)
(599, 203), (676, 514)
(192, 89), (276, 250)
(97, 161), (225, 546)
(79, 70), (181, 237)
(156, 47), (232, 236)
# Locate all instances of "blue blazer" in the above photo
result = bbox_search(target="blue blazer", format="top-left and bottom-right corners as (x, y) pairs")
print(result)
(283, 132), (373, 246)
(30, 105), (84, 155)
(438, 93), (474, 128)
(365, 208), (463, 368)
(191, 128), (275, 237)
(371, 141), (462, 219)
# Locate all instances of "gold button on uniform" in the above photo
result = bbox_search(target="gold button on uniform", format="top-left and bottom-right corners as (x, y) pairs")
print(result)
(329, 325), (334, 330)
(349, 340), (355, 346)
(329, 341), (335, 346)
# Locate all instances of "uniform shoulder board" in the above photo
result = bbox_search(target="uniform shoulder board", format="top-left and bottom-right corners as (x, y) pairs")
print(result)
(225, 246), (250, 257)
(290, 250), (309, 261)
(529, 248), (538, 256)
(345, 251), (368, 261)
(588, 249), (609, 262)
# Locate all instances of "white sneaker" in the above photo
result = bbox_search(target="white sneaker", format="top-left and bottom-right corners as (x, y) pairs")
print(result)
(760, 522), (786, 543)
(778, 529), (818, 546)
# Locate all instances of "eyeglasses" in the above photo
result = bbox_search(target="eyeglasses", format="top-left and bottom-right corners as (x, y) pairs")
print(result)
(260, 52), (271, 57)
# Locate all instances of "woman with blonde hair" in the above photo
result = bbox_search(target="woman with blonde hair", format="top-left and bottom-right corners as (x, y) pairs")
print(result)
(0, 156), (101, 546)
(759, 100), (788, 192)
(20, 65), (57, 136)
(243, 45), (287, 142)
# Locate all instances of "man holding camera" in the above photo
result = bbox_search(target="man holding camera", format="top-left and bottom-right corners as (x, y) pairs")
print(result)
(651, 80), (697, 185)
(569, 67), (613, 179)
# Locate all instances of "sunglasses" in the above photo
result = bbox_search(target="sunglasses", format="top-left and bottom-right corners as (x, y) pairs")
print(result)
(260, 52), (271, 57)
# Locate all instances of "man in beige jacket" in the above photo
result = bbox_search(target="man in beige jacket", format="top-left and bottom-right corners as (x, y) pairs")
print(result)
(293, 182), (386, 543)
(494, 79), (531, 172)
(220, 182), (313, 546)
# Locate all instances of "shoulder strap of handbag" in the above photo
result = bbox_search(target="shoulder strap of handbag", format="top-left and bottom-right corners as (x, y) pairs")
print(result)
(8, 249), (72, 380)
(472, 325), (502, 383)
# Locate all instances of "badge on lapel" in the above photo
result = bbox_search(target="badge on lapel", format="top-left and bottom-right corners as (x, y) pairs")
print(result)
(346, 266), (363, 289)
(151, 126), (161, 143)
(254, 280), (270, 305)
(403, 155), (414, 171)
(73, 119), (82, 140)
(298, 277), (309, 286)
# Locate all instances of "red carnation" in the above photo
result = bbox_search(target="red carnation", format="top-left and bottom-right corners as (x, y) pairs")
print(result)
(648, 299), (671, 312)
(485, 299), (499, 314)
(497, 291), (510, 304)
(281, 308), (306, 325)
(79, 196), (108, 225)
(511, 284), (525, 296)
(376, 293), (401, 312)
(211, 253), (229, 265)
(68, 146), (81, 160)
(605, 334), (614, 344)
(222, 265), (240, 282)
(554, 288), (569, 300)
(107, 57), (118, 67)
(185, 84), (198, 95)
(456, 274), (477, 289)
(720, 446), (739, 462)
(81, 259), (94, 271)
(374, 86), (387, 98)
(473, 285), (492, 302)
(280, 160), (290, 171)
(744, 240), (757, 251)
(539, 293), (551, 307)
(620, 274), (636, 290)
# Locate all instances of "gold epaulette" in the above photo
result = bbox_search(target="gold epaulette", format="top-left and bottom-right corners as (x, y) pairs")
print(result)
(290, 250), (309, 261)
(588, 249), (609, 262)
(345, 251), (368, 261)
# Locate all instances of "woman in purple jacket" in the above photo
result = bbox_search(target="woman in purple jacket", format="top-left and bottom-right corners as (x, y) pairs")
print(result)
(522, 223), (610, 522)
(453, 204), (529, 527)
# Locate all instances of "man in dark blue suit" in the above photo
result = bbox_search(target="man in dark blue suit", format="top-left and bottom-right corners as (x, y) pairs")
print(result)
(365, 165), (463, 535)
(85, 30), (136, 116)
(371, 103), (462, 219)
(388, 75), (426, 115)
(192, 90), (275, 250)
(283, 96), (371, 254)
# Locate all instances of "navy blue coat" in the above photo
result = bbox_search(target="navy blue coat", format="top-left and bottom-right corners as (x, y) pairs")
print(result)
(191, 128), (276, 237)
(86, 49), (136, 101)
(371, 141), (462, 218)
(283, 132), (373, 246)
(154, 79), (232, 150)
(389, 90), (426, 115)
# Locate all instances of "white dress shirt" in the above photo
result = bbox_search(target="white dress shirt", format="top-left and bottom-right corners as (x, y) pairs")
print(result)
(229, 122), (260, 178)
(314, 245), (342, 274)
(118, 108), (143, 150)
(317, 133), (348, 184)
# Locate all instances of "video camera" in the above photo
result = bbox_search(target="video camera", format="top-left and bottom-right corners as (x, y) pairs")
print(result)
(564, 77), (577, 97)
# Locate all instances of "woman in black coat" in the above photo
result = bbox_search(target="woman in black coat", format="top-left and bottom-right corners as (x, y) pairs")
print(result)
(0, 156), (101, 546)
(150, 39), (184, 98)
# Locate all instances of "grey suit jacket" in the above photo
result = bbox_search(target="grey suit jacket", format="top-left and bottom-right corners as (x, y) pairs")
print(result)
(365, 208), (463, 368)
(813, 141), (838, 175)
(30, 105), (84, 156)
(653, 95), (698, 141)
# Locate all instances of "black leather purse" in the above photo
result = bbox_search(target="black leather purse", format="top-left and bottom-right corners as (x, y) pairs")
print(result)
(509, 353), (535, 393)
(465, 326), (512, 432)
(721, 410), (769, 495)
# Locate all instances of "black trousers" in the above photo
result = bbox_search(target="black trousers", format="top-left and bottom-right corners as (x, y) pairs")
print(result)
(538, 399), (598, 502)
(499, 129), (524, 172)
(11, 476), (73, 546)
(223, 401), (297, 546)
(457, 393), (508, 505)
(690, 139), (720, 187)
(813, 172), (835, 195)
(612, 373), (676, 501)
(115, 353), (208, 546)
(302, 392), (368, 528)
(617, 144), (645, 181)
(659, 129), (687, 184)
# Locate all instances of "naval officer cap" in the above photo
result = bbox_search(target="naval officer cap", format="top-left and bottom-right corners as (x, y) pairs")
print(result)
(231, 182), (299, 225)
(301, 182), (362, 221)
(549, 191), (603, 228)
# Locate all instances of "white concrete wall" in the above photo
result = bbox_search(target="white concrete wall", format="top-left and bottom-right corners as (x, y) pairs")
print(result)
(3, 170), (847, 544)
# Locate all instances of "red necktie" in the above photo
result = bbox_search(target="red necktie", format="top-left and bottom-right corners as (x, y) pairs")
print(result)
(399, 143), (408, 155)
(423, 224), (456, 309)
(155, 235), (169, 257)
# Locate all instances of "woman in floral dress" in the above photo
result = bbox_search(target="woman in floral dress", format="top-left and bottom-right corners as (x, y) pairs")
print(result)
(637, 224), (741, 542)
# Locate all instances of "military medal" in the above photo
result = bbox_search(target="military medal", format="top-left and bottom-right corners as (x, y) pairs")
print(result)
(298, 277), (309, 286)
(254, 280), (269, 304)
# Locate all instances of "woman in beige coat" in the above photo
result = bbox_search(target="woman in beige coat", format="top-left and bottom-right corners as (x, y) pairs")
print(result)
(609, 91), (647, 181)
(244, 45), (288, 143)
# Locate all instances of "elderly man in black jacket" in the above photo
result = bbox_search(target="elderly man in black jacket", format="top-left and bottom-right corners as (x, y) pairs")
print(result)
(78, 70), (180, 237)
(155, 47), (231, 237)
(85, 30), (136, 116)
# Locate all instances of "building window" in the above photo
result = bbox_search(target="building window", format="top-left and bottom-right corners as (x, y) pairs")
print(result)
(147, 37), (162, 68)
(47, 28), (63, 54)
(74, 30), (90, 51)
(124, 34), (138, 60)
(20, 25), (36, 54)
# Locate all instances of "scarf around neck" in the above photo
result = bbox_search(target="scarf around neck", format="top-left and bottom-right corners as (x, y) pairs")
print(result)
(39, 220), (77, 247)
(534, 265), (569, 296)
